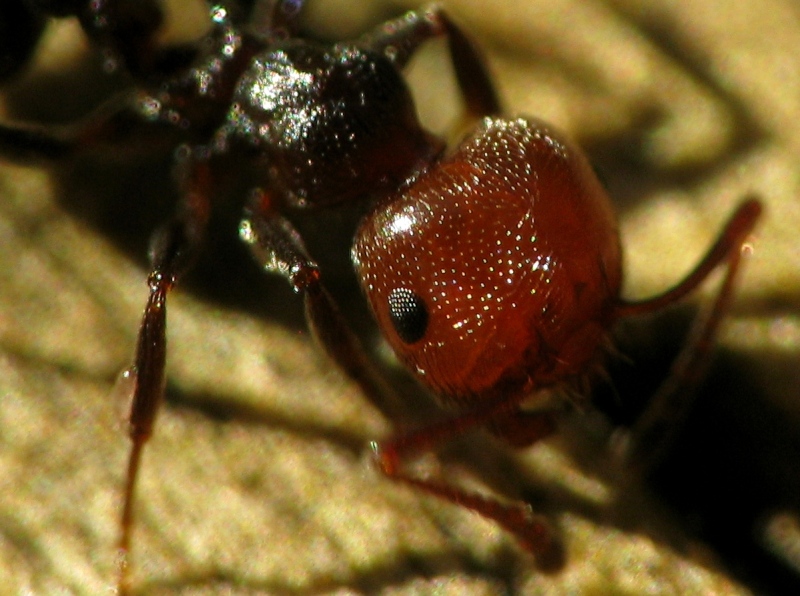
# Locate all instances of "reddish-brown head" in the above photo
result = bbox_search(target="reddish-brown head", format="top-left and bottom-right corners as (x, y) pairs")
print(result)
(353, 117), (622, 406)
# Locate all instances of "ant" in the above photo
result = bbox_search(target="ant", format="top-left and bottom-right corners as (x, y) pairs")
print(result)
(0, 0), (762, 592)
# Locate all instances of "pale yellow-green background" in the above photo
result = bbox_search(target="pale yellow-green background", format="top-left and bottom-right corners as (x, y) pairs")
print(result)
(0, 0), (798, 593)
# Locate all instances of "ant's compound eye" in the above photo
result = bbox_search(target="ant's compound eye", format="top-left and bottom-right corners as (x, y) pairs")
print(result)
(387, 288), (428, 344)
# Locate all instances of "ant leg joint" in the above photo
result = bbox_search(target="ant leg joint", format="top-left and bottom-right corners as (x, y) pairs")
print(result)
(370, 440), (401, 477)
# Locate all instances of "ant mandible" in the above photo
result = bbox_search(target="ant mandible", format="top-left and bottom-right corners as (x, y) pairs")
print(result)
(0, 0), (761, 592)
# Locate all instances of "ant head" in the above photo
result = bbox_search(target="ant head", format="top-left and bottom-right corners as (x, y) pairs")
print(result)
(353, 118), (622, 404)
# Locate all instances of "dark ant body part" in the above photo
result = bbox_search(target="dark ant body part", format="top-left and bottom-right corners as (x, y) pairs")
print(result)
(0, 0), (761, 593)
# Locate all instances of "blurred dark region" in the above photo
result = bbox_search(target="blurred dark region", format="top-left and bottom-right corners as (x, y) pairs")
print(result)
(0, 1), (45, 82)
(597, 309), (800, 595)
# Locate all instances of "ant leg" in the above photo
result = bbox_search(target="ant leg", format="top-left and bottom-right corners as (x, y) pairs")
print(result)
(117, 153), (210, 595)
(240, 195), (558, 558)
(0, 110), (186, 172)
(360, 6), (501, 118)
(614, 199), (762, 317)
(375, 398), (557, 557)
(239, 194), (402, 421)
(0, 124), (75, 163)
(75, 0), (199, 80)
(19, 0), (198, 82)
(613, 198), (762, 472)
(0, 93), (201, 166)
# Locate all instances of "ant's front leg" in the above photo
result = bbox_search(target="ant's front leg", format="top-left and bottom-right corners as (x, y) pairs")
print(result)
(374, 398), (560, 564)
(117, 150), (210, 595)
(239, 193), (402, 422)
